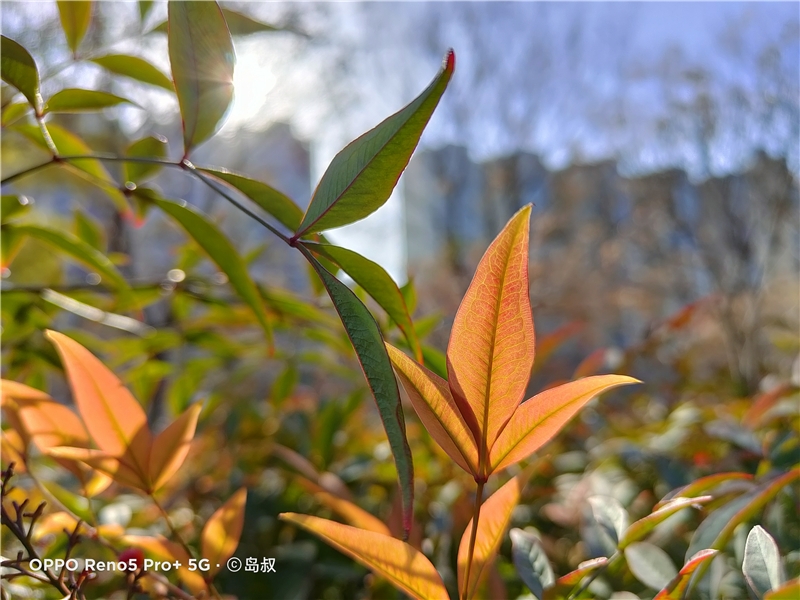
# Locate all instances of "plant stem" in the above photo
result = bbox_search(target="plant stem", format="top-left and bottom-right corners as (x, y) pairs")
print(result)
(150, 495), (196, 563)
(461, 480), (485, 600)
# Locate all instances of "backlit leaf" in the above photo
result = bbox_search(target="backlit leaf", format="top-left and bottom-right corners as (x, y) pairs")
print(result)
(624, 542), (677, 590)
(620, 496), (712, 549)
(555, 557), (609, 587)
(57, 1), (92, 55)
(219, 8), (281, 35)
(74, 210), (103, 251)
(202, 487), (247, 577)
(279, 513), (449, 600)
(124, 135), (168, 183)
(1, 196), (31, 224)
(510, 528), (555, 599)
(294, 50), (454, 237)
(587, 495), (629, 553)
(43, 88), (132, 113)
(148, 403), (201, 492)
(743, 525), (785, 598)
(168, 0), (235, 153)
(123, 534), (207, 594)
(765, 579), (800, 599)
(48, 446), (147, 491)
(654, 549), (718, 600)
(655, 472), (754, 509)
(296, 475), (390, 536)
(490, 375), (639, 473)
(90, 54), (173, 91)
(1, 36), (41, 112)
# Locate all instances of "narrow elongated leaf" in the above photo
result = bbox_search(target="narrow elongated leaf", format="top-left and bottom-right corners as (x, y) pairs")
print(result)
(1, 36), (41, 111)
(308, 243), (422, 361)
(620, 496), (712, 549)
(301, 247), (414, 537)
(200, 167), (302, 230)
(743, 526), (785, 598)
(146, 192), (273, 346)
(44, 331), (151, 481)
(448, 205), (534, 459)
(510, 528), (555, 599)
(490, 375), (639, 473)
(220, 8), (281, 35)
(48, 446), (147, 490)
(57, 1), (92, 54)
(458, 472), (527, 600)
(148, 403), (201, 492)
(124, 135), (168, 183)
(294, 50), (454, 237)
(90, 54), (173, 91)
(43, 89), (132, 113)
(202, 487), (247, 577)
(654, 549), (718, 600)
(624, 542), (677, 590)
(656, 472), (754, 509)
(11, 224), (129, 290)
(386, 343), (478, 475)
(279, 513), (449, 600)
(168, 1), (235, 153)
(295, 476), (390, 536)
(123, 535), (206, 594)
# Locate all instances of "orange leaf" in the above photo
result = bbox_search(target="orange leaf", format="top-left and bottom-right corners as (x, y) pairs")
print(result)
(280, 513), (449, 600)
(202, 487), (247, 578)
(1, 380), (51, 404)
(123, 534), (207, 594)
(447, 205), (534, 458)
(148, 403), (201, 492)
(490, 375), (639, 473)
(47, 446), (148, 491)
(387, 343), (479, 476)
(458, 471), (527, 599)
(13, 395), (89, 452)
(45, 330), (152, 483)
(654, 549), (719, 600)
(572, 348), (607, 379)
(296, 476), (390, 535)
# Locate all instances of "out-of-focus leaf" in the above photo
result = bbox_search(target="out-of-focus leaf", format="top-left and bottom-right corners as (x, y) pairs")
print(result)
(220, 8), (281, 35)
(1, 101), (29, 125)
(620, 496), (712, 549)
(554, 557), (609, 587)
(279, 513), (449, 600)
(309, 243), (421, 361)
(656, 472), (754, 509)
(200, 167), (302, 230)
(653, 549), (719, 600)
(168, 0), (235, 153)
(294, 50), (454, 237)
(490, 375), (639, 473)
(510, 528), (555, 599)
(123, 535), (207, 594)
(73, 210), (103, 251)
(296, 476), (390, 536)
(743, 525), (785, 598)
(57, 1), (92, 55)
(300, 247), (414, 538)
(624, 542), (677, 590)
(144, 191), (273, 347)
(1, 36), (41, 112)
(48, 446), (147, 491)
(90, 54), (173, 91)
(124, 134), (168, 183)
(138, 0), (153, 22)
(1, 195), (31, 224)
(585, 495), (629, 556)
(271, 363), (298, 404)
(573, 348), (607, 379)
(765, 579), (800, 599)
(744, 383), (795, 428)
(43, 89), (132, 113)
(532, 321), (584, 372)
(11, 224), (128, 290)
(148, 403), (201, 492)
(202, 487), (247, 578)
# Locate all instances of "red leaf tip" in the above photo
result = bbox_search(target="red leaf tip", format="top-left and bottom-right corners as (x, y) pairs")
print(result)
(444, 49), (455, 73)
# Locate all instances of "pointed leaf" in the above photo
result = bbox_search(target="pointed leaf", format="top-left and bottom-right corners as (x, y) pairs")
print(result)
(573, 348), (607, 379)
(294, 50), (454, 236)
(200, 167), (302, 230)
(202, 487), (246, 578)
(145, 191), (273, 346)
(43, 89), (132, 114)
(1, 195), (32, 224)
(620, 496), (712, 549)
(654, 549), (718, 600)
(743, 526), (785, 598)
(219, 8), (281, 35)
(74, 210), (103, 251)
(624, 542), (677, 590)
(458, 472), (527, 599)
(123, 535), (207, 594)
(448, 205), (534, 460)
(765, 579), (800, 600)
(57, 1), (92, 54)
(90, 54), (173, 91)
(587, 495), (629, 552)
(300, 247), (414, 537)
(12, 394), (89, 451)
(124, 134), (168, 183)
(48, 446), (147, 491)
(295, 475), (390, 536)
(148, 403), (200, 492)
(655, 472), (754, 509)
(386, 343), (478, 475)
(510, 528), (555, 599)
(168, 0), (235, 153)
(1, 36), (41, 112)
(279, 513), (449, 600)
(490, 375), (639, 473)
(44, 331), (151, 482)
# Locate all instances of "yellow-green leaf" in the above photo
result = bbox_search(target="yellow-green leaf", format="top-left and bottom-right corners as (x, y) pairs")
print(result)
(296, 476), (390, 535)
(202, 487), (247, 578)
(43, 88), (132, 113)
(124, 135), (168, 183)
(57, 1), (92, 55)
(90, 54), (174, 91)
(1, 36), (41, 112)
(148, 403), (201, 492)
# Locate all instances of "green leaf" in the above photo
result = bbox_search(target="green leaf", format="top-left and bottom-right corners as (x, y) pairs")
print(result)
(90, 54), (173, 91)
(510, 528), (555, 599)
(57, 1), (92, 55)
(743, 526), (785, 598)
(10, 224), (129, 290)
(2, 101), (30, 126)
(306, 242), (422, 362)
(73, 210), (103, 251)
(199, 167), (302, 231)
(1, 195), (32, 224)
(43, 88), (132, 114)
(299, 245), (414, 539)
(219, 8), (281, 35)
(1, 36), (41, 112)
(138, 189), (273, 347)
(294, 50), (455, 237)
(168, 0), (235, 154)
(139, 0), (153, 22)
(620, 496), (712, 549)
(124, 135), (168, 183)
(586, 495), (629, 556)
(624, 542), (678, 590)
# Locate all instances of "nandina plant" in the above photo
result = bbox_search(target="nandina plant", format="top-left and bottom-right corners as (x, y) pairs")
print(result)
(281, 205), (640, 600)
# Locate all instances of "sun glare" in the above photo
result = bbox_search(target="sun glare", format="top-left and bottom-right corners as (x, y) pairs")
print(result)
(228, 49), (277, 128)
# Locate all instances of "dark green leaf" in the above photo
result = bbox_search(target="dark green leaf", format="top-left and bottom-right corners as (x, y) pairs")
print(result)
(400, 278), (417, 315)
(510, 528), (555, 599)
(43, 88), (132, 113)
(1, 195), (32, 224)
(90, 54), (173, 91)
(624, 542), (678, 590)
(294, 50), (454, 236)
(299, 246), (414, 539)
(125, 135), (168, 183)
(168, 0), (235, 153)
(57, 1), (92, 55)
(138, 0), (153, 22)
(1, 36), (41, 112)
(73, 210), (103, 251)
(306, 242), (422, 361)
(743, 526), (785, 598)
(200, 167), (302, 230)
